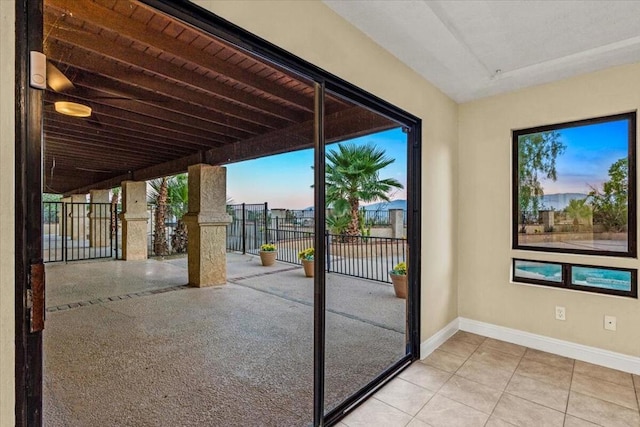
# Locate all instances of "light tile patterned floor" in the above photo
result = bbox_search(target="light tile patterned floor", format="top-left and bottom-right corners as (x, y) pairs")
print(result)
(340, 331), (640, 427)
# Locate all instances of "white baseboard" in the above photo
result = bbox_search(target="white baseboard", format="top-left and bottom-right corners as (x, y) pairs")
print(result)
(458, 317), (640, 375)
(419, 317), (459, 359)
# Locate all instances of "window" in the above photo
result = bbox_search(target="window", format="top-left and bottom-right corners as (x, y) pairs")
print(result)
(513, 259), (637, 298)
(512, 113), (636, 257)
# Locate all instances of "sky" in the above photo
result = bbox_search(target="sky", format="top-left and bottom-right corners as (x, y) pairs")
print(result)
(538, 119), (629, 195)
(226, 127), (408, 209)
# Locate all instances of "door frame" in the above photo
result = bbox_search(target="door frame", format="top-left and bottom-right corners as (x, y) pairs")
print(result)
(15, 1), (422, 425)
(15, 0), (44, 425)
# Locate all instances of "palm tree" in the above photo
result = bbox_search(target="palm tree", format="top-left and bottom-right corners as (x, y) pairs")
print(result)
(325, 143), (403, 238)
(148, 177), (169, 256)
(565, 198), (592, 231)
(110, 187), (120, 240)
(168, 174), (188, 253)
(148, 174), (189, 255)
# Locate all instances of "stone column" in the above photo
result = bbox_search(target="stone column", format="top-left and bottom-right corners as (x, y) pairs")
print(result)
(119, 181), (148, 260)
(389, 209), (405, 239)
(70, 194), (88, 241)
(183, 164), (232, 287)
(540, 210), (555, 231)
(59, 196), (71, 237)
(89, 189), (110, 247)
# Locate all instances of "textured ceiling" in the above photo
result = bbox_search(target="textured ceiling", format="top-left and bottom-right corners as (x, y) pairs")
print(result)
(323, 0), (640, 102)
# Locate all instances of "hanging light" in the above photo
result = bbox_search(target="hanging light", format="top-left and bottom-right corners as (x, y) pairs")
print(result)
(54, 101), (92, 117)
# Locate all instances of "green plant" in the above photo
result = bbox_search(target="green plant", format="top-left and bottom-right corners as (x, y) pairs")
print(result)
(390, 262), (407, 275)
(588, 158), (628, 232)
(261, 243), (276, 252)
(325, 143), (404, 238)
(298, 247), (314, 261)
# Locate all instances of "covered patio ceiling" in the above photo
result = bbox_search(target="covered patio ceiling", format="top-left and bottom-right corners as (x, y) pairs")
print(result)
(43, 0), (398, 195)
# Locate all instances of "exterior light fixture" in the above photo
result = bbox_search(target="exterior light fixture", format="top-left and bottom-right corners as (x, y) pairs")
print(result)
(54, 101), (92, 117)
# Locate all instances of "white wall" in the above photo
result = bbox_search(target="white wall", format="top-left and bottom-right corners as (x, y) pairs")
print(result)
(0, 1), (16, 425)
(458, 63), (640, 357)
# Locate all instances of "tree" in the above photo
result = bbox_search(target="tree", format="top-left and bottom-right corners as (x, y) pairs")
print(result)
(588, 158), (628, 232)
(148, 174), (189, 255)
(564, 198), (591, 231)
(110, 187), (120, 240)
(168, 174), (188, 253)
(148, 177), (170, 256)
(518, 131), (565, 228)
(325, 143), (403, 238)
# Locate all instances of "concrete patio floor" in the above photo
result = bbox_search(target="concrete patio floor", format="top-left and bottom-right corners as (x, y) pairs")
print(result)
(43, 253), (407, 426)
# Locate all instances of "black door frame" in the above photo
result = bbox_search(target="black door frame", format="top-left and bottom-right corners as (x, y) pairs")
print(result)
(15, 1), (422, 426)
(15, 0), (44, 425)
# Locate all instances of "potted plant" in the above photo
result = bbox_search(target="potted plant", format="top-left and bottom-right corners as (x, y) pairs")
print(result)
(389, 262), (407, 299)
(298, 247), (314, 277)
(259, 243), (277, 267)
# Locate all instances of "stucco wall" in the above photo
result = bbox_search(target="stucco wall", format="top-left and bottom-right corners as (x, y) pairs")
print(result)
(458, 63), (640, 357)
(193, 0), (459, 344)
(0, 1), (16, 425)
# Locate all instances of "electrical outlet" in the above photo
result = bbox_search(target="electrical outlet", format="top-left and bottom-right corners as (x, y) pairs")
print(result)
(555, 306), (566, 321)
(604, 315), (617, 331)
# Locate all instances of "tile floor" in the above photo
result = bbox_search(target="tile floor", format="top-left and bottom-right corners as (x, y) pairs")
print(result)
(339, 331), (640, 427)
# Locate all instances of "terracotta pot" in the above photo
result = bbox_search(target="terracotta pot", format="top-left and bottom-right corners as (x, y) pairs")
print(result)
(389, 273), (407, 299)
(302, 259), (314, 277)
(259, 250), (277, 266)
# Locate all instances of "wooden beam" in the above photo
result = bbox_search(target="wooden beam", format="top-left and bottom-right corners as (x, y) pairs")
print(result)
(44, 23), (304, 124)
(44, 110), (217, 151)
(46, 0), (314, 112)
(60, 107), (397, 194)
(45, 96), (230, 145)
(64, 152), (204, 195)
(206, 107), (398, 164)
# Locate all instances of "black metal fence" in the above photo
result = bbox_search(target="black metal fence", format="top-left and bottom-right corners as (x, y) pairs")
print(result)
(226, 204), (407, 283)
(227, 203), (269, 253)
(43, 201), (119, 263)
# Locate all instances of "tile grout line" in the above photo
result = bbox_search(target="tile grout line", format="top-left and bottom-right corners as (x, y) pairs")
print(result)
(482, 342), (527, 426)
(564, 358), (576, 424)
(634, 375), (640, 414)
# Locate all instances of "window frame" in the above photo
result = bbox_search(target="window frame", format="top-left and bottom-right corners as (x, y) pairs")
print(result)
(512, 258), (638, 298)
(511, 112), (637, 258)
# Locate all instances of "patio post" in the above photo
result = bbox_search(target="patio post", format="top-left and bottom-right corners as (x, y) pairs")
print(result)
(183, 164), (232, 287)
(389, 209), (404, 238)
(89, 189), (110, 247)
(119, 181), (148, 260)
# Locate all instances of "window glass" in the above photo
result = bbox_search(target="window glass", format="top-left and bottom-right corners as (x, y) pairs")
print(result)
(513, 113), (636, 256)
(571, 266), (632, 293)
(512, 258), (636, 298)
(513, 260), (563, 283)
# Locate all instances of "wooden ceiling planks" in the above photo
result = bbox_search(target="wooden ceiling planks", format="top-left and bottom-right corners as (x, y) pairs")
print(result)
(43, 0), (398, 195)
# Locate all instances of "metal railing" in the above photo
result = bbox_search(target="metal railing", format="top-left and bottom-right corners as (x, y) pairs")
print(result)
(227, 203), (269, 253)
(226, 205), (407, 283)
(43, 201), (119, 263)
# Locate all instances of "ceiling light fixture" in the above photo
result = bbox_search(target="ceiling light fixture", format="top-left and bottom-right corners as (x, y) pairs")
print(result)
(54, 101), (92, 117)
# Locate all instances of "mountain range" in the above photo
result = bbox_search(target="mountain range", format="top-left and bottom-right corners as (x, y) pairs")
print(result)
(540, 193), (588, 211)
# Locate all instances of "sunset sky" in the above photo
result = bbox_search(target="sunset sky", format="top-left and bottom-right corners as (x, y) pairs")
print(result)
(538, 118), (629, 195)
(226, 127), (408, 209)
